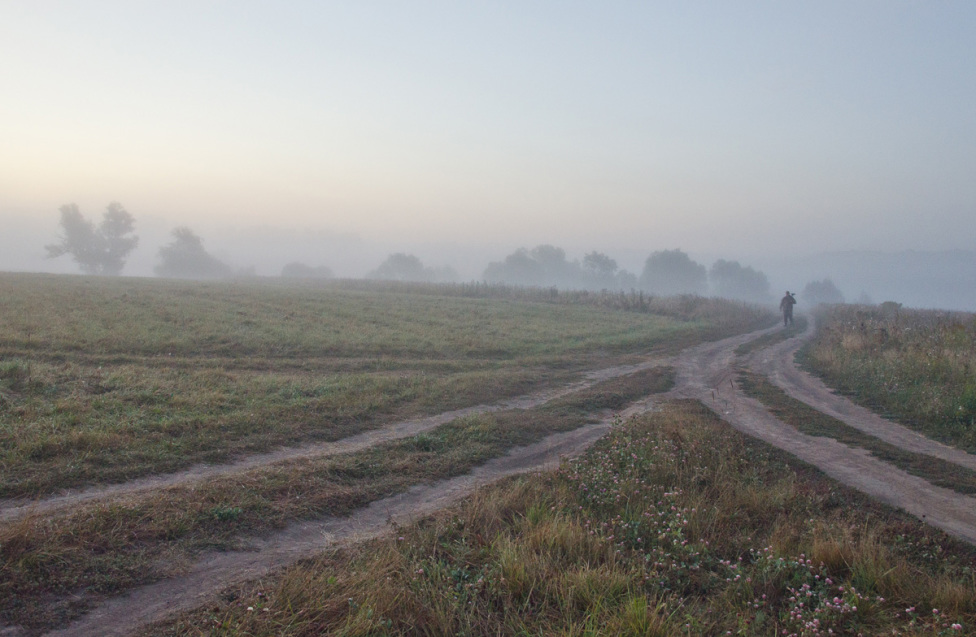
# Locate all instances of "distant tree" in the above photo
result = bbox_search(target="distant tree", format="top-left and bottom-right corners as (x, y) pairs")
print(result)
(582, 251), (618, 288)
(155, 227), (232, 279)
(529, 245), (579, 286)
(639, 249), (707, 296)
(615, 270), (638, 290)
(369, 253), (431, 282)
(45, 202), (138, 275)
(709, 259), (771, 304)
(582, 252), (618, 277)
(483, 248), (545, 286)
(281, 262), (334, 279)
(484, 245), (638, 290)
(802, 278), (845, 305)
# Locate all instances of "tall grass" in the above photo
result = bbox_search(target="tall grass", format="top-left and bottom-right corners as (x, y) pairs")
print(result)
(803, 305), (976, 452)
(151, 401), (976, 636)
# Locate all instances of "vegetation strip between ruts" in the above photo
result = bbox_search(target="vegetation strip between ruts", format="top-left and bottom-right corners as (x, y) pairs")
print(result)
(738, 369), (976, 496)
(0, 367), (674, 633)
(146, 400), (976, 637)
(800, 304), (976, 454)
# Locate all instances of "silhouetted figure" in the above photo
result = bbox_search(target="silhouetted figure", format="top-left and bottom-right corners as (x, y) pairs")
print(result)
(779, 291), (796, 326)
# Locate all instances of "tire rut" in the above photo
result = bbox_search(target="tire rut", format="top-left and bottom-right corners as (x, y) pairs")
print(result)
(19, 322), (976, 636)
(45, 397), (656, 637)
(680, 320), (976, 546)
(749, 320), (976, 471)
(0, 359), (664, 525)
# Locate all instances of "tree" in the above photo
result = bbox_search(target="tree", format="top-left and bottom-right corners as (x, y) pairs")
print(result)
(709, 259), (771, 304)
(483, 248), (546, 286)
(639, 249), (707, 296)
(802, 278), (845, 305)
(45, 202), (138, 275)
(582, 251), (618, 288)
(529, 245), (578, 286)
(155, 227), (232, 279)
(369, 253), (431, 282)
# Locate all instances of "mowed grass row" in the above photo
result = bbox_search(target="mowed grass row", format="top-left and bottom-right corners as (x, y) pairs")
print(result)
(802, 304), (976, 453)
(738, 370), (976, 496)
(0, 273), (774, 498)
(0, 367), (675, 632)
(148, 401), (976, 637)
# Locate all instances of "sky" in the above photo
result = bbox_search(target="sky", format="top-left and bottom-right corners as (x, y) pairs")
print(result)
(2, 1), (976, 283)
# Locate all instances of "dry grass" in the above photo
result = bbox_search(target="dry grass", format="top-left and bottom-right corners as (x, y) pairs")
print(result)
(148, 401), (976, 637)
(802, 304), (976, 452)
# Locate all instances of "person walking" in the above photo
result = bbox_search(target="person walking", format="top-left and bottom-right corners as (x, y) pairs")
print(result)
(779, 291), (796, 326)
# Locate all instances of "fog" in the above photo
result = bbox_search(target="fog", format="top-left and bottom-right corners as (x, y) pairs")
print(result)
(3, 3), (975, 311)
(3, 208), (974, 312)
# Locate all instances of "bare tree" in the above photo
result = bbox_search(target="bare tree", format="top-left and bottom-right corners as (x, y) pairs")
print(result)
(45, 202), (138, 275)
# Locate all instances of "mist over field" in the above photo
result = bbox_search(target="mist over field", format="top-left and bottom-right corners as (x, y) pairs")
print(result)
(2, 3), (975, 311)
(3, 212), (973, 311)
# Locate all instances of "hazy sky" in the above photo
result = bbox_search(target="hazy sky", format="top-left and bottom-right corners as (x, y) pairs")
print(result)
(3, 1), (976, 272)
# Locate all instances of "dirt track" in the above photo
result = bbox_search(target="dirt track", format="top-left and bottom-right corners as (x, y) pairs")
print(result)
(0, 359), (663, 525)
(671, 321), (976, 545)
(19, 320), (976, 636)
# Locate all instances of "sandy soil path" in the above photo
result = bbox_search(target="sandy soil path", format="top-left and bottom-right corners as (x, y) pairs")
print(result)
(751, 322), (976, 471)
(667, 321), (976, 546)
(22, 320), (976, 636)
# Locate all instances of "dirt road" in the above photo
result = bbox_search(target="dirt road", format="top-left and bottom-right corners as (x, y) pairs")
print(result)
(23, 320), (976, 636)
(670, 321), (976, 545)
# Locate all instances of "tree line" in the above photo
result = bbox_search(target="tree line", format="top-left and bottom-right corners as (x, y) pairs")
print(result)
(46, 203), (235, 279)
(45, 203), (848, 305)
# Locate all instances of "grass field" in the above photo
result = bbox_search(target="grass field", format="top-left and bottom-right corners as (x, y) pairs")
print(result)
(0, 272), (777, 631)
(0, 273), (772, 498)
(802, 304), (976, 453)
(148, 401), (976, 636)
(0, 367), (675, 631)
